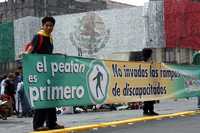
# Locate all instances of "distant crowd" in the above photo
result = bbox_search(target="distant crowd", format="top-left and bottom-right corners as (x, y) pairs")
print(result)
(0, 66), (32, 118)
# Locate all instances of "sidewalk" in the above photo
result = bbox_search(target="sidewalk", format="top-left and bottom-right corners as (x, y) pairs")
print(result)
(0, 98), (199, 133)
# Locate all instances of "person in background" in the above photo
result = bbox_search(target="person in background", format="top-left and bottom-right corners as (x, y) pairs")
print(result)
(142, 48), (159, 116)
(192, 51), (200, 108)
(16, 79), (33, 117)
(14, 66), (32, 118)
(0, 74), (7, 95)
(27, 16), (64, 131)
(0, 75), (2, 94)
(14, 67), (23, 115)
(14, 67), (22, 87)
(4, 73), (16, 113)
(0, 75), (3, 95)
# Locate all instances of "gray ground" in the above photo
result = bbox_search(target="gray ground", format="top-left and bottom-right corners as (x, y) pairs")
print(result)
(0, 98), (199, 133)
(82, 115), (200, 133)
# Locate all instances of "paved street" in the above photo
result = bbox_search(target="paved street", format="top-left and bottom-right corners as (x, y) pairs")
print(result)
(81, 114), (200, 133)
(0, 98), (199, 133)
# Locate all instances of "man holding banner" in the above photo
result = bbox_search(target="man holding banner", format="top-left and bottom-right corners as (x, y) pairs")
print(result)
(142, 48), (159, 116)
(27, 16), (64, 131)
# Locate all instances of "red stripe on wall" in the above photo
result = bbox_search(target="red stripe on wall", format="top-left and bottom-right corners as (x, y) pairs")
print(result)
(164, 0), (200, 50)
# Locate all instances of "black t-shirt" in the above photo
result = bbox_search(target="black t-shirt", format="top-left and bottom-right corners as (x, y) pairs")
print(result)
(31, 32), (53, 54)
(4, 79), (16, 95)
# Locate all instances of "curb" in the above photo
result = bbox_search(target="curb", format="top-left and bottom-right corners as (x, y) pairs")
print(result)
(32, 110), (200, 133)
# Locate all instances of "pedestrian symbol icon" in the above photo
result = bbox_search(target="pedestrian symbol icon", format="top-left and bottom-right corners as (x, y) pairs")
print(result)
(88, 63), (109, 104)
(93, 67), (104, 98)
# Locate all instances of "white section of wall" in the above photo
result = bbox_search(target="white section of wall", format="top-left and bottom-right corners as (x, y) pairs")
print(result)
(144, 0), (164, 48)
(14, 16), (40, 59)
(53, 7), (146, 59)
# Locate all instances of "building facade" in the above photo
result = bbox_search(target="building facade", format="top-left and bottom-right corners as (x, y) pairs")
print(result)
(0, 0), (133, 23)
(0, 0), (108, 22)
(0, 0), (196, 74)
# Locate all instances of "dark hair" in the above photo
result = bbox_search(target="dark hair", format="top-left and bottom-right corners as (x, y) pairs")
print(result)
(15, 71), (20, 76)
(42, 16), (56, 26)
(8, 73), (15, 79)
(142, 48), (152, 62)
(17, 66), (22, 70)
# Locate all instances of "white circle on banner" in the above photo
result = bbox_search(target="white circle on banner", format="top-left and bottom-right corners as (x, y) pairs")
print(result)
(88, 64), (108, 101)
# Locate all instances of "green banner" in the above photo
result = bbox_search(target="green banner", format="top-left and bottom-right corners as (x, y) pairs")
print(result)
(23, 54), (108, 109)
(23, 54), (200, 109)
(163, 64), (200, 98)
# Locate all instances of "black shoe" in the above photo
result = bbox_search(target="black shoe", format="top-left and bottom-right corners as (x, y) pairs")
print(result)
(49, 124), (64, 130)
(149, 111), (159, 116)
(143, 112), (149, 116)
(34, 127), (49, 131)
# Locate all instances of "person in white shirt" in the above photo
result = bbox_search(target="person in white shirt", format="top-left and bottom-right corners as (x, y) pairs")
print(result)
(0, 75), (7, 95)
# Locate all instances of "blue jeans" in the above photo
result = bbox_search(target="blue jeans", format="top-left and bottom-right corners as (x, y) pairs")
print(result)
(18, 87), (32, 115)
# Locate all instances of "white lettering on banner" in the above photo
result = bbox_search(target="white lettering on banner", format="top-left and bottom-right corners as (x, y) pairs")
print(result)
(30, 87), (40, 106)
(36, 56), (47, 73)
(35, 56), (86, 76)
(29, 86), (84, 106)
(51, 61), (85, 77)
(28, 75), (37, 83)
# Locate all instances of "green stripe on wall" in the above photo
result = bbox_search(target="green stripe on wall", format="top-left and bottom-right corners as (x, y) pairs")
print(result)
(0, 22), (15, 63)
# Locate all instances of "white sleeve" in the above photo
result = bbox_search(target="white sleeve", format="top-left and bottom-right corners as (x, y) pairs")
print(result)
(0, 80), (5, 95)
(17, 82), (23, 92)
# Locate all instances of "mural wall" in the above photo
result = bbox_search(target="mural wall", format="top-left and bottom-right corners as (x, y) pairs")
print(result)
(14, 7), (146, 60)
(53, 7), (146, 59)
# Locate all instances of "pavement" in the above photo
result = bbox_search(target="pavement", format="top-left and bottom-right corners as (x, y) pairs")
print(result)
(79, 114), (200, 133)
(0, 98), (200, 133)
